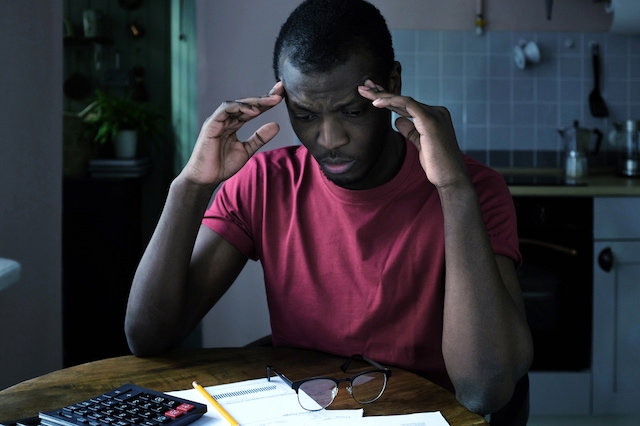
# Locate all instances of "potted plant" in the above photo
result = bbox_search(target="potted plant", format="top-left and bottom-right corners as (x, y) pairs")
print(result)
(83, 90), (164, 159)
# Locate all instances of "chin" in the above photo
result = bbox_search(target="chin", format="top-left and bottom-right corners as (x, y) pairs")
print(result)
(321, 170), (358, 188)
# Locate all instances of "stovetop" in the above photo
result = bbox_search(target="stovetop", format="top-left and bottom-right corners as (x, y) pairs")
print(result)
(502, 174), (587, 186)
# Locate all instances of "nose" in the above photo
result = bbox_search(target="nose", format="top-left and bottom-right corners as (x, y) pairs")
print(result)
(317, 117), (349, 150)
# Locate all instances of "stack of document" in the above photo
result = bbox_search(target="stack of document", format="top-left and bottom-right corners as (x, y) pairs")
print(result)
(169, 377), (450, 425)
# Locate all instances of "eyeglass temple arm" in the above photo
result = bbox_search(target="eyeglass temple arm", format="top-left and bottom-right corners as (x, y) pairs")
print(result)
(266, 365), (294, 387)
(340, 354), (388, 373)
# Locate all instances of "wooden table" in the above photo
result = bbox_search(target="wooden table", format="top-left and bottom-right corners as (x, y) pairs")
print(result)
(0, 347), (487, 425)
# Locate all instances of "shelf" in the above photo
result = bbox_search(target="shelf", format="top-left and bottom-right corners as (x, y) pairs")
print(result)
(64, 35), (113, 47)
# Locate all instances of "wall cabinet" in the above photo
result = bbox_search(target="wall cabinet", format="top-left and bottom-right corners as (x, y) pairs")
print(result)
(592, 197), (640, 413)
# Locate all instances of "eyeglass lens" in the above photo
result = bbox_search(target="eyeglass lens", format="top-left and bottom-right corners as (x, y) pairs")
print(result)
(297, 371), (387, 410)
(298, 379), (337, 410)
(351, 371), (387, 403)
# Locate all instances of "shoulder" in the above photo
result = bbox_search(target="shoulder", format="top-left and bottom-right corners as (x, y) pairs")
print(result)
(225, 145), (307, 182)
(463, 155), (512, 201)
(464, 155), (507, 188)
(463, 155), (520, 262)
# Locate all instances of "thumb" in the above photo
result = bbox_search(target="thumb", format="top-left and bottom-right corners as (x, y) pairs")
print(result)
(395, 117), (420, 149)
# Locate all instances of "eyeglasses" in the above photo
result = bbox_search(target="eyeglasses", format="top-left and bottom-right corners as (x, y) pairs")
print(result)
(266, 354), (392, 411)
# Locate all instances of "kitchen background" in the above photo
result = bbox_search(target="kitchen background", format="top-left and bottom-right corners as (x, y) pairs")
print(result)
(1, 0), (639, 416)
(392, 29), (640, 168)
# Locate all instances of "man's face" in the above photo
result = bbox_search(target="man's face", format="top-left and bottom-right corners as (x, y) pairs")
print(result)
(280, 54), (402, 190)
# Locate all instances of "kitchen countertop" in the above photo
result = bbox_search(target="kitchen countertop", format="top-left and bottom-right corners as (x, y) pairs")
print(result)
(496, 168), (640, 197)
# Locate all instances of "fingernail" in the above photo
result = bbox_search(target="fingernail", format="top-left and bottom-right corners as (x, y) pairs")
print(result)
(269, 81), (281, 95)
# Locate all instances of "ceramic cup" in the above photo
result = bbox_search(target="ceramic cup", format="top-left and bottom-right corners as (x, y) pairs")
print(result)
(524, 41), (541, 63)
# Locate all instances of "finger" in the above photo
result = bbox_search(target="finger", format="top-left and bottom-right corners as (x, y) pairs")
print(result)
(371, 97), (412, 118)
(244, 122), (280, 154)
(235, 93), (283, 110)
(269, 81), (285, 96)
(358, 81), (417, 117)
(213, 98), (278, 127)
(357, 80), (387, 101)
(395, 116), (421, 148)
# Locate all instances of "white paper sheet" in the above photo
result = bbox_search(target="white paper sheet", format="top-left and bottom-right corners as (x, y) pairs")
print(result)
(169, 377), (450, 425)
(168, 377), (363, 426)
(306, 412), (451, 425)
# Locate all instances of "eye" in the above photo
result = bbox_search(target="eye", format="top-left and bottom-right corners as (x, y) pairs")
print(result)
(342, 110), (362, 118)
(295, 114), (316, 122)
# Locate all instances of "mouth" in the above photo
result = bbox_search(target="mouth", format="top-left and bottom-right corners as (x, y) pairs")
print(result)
(321, 159), (356, 175)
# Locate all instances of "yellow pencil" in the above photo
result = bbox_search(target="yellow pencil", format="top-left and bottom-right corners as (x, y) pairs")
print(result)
(192, 380), (240, 426)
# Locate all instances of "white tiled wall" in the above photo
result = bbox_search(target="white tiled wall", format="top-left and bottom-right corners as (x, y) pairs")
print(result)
(392, 30), (640, 168)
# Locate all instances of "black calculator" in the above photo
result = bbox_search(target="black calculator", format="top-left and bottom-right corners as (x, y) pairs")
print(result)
(38, 384), (207, 426)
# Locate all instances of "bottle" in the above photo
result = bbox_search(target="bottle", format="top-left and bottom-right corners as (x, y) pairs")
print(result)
(618, 120), (639, 177)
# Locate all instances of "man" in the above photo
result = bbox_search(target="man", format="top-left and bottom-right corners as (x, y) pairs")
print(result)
(125, 0), (533, 419)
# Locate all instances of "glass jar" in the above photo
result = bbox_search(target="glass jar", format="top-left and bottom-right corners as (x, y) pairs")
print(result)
(618, 120), (640, 177)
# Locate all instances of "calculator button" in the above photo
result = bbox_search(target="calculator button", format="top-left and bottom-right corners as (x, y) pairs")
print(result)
(176, 403), (195, 412)
(58, 411), (73, 419)
(115, 390), (143, 402)
(148, 395), (168, 404)
(164, 400), (180, 409)
(87, 412), (105, 421)
(164, 409), (183, 419)
(105, 388), (132, 398)
(127, 406), (143, 415)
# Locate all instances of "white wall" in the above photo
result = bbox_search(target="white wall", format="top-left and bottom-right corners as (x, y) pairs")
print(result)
(0, 1), (63, 389)
(196, 0), (300, 347)
(195, 0), (612, 348)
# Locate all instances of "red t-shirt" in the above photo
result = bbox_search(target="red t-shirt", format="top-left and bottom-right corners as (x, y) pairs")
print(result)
(203, 140), (520, 392)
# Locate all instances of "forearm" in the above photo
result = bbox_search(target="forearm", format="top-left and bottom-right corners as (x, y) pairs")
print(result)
(439, 183), (533, 413)
(125, 175), (218, 356)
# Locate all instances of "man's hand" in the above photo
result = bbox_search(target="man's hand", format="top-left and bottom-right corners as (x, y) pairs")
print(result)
(358, 79), (469, 190)
(183, 82), (285, 186)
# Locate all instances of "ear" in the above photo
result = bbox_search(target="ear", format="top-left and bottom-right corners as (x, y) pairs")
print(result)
(388, 61), (402, 95)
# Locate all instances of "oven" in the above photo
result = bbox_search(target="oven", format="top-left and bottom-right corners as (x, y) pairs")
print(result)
(513, 196), (593, 372)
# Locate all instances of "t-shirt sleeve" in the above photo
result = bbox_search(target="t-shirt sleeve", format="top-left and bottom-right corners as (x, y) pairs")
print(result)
(201, 165), (259, 260)
(470, 162), (522, 268)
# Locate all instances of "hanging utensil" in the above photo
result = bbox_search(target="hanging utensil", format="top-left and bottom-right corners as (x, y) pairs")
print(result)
(589, 43), (609, 118)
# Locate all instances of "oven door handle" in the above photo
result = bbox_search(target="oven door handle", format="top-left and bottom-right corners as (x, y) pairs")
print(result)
(519, 238), (578, 256)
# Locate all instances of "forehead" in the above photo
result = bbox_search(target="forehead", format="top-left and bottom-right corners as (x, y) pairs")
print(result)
(280, 54), (375, 110)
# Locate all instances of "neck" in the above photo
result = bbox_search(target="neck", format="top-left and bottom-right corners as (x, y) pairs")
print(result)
(363, 131), (406, 189)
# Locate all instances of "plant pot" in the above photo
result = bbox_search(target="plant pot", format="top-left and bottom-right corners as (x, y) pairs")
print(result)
(115, 130), (138, 159)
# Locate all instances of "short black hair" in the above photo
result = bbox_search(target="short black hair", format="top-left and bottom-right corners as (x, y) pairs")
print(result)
(273, 0), (395, 81)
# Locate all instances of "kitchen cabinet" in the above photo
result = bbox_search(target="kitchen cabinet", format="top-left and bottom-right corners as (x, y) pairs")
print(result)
(63, 177), (143, 367)
(592, 197), (640, 413)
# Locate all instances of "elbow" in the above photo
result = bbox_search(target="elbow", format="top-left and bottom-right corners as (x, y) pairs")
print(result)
(124, 314), (170, 357)
(454, 347), (534, 415)
(455, 374), (520, 415)
(124, 319), (151, 357)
